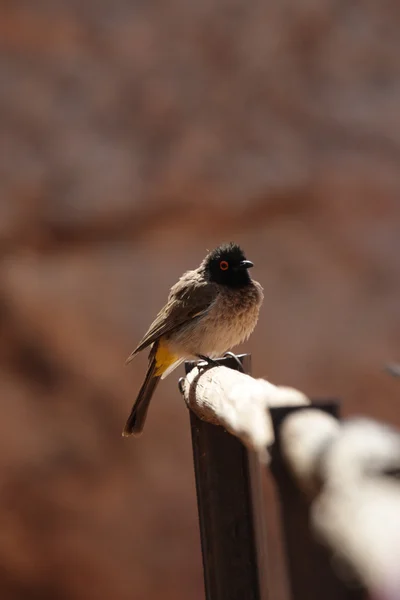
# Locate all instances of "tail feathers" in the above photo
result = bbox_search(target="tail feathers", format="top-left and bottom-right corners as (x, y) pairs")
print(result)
(123, 357), (161, 437)
(125, 350), (137, 365)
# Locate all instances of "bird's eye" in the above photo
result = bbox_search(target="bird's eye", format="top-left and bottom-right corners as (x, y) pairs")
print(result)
(220, 260), (229, 271)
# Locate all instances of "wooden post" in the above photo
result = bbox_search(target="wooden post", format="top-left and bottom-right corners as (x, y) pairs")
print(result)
(186, 354), (267, 600)
(182, 361), (398, 600)
(269, 403), (366, 600)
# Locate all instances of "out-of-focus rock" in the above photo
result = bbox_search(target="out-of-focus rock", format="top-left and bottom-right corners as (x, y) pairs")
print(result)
(1, 1), (400, 599)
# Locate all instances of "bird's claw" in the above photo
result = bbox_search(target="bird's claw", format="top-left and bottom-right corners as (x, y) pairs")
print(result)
(223, 351), (244, 372)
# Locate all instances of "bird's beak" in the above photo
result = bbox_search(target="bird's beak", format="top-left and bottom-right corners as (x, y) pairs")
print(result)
(238, 260), (254, 270)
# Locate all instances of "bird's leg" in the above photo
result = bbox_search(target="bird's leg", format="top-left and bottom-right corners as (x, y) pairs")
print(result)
(196, 354), (218, 368)
(223, 351), (244, 372)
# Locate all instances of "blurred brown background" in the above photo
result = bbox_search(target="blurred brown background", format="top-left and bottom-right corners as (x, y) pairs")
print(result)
(1, 1), (400, 599)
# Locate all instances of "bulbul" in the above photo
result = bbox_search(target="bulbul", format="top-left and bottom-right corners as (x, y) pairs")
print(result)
(123, 242), (263, 436)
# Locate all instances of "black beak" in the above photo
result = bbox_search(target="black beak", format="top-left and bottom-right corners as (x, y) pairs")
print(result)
(238, 260), (254, 270)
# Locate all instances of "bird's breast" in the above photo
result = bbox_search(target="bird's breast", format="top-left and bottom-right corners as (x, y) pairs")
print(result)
(168, 280), (263, 358)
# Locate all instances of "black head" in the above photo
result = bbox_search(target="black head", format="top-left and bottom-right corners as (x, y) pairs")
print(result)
(203, 243), (254, 288)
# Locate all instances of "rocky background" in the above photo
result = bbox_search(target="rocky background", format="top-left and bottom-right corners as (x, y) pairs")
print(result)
(1, 1), (400, 599)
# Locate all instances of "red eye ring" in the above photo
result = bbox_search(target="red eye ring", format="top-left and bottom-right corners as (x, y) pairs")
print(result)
(220, 260), (229, 271)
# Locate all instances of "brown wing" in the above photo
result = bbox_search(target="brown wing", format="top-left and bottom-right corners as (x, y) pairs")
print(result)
(125, 272), (217, 364)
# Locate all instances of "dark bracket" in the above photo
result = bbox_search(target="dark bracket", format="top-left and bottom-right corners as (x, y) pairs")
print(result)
(186, 354), (266, 600)
(269, 402), (366, 600)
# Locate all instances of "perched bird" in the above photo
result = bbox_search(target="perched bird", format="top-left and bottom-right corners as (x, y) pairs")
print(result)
(123, 242), (263, 436)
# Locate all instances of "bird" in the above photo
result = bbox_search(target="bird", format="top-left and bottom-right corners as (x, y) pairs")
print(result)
(123, 242), (263, 436)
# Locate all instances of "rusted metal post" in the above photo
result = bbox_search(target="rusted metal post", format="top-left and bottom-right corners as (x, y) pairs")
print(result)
(186, 354), (267, 600)
(269, 403), (366, 600)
